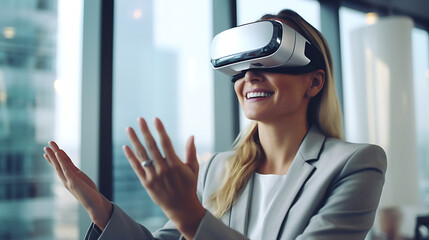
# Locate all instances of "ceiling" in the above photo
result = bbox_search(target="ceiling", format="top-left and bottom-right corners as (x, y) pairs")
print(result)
(342, 0), (429, 27)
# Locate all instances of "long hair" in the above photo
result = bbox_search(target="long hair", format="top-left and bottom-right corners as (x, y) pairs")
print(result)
(208, 9), (344, 218)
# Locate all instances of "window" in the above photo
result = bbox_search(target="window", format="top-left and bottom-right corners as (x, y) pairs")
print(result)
(0, 0), (82, 239)
(237, 0), (320, 27)
(112, 0), (214, 231)
(338, 7), (366, 140)
(412, 28), (429, 207)
(37, 0), (54, 11)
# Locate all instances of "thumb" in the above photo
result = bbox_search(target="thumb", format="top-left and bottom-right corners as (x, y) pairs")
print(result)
(185, 135), (199, 174)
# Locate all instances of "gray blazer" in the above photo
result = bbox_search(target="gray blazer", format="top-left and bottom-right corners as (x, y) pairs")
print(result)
(85, 126), (387, 240)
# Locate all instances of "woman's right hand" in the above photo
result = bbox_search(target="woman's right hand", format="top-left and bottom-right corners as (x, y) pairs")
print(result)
(44, 141), (112, 230)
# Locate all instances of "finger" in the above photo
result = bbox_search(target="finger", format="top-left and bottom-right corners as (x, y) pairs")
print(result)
(48, 141), (80, 174)
(137, 118), (167, 169)
(52, 150), (104, 209)
(185, 135), (199, 174)
(49, 141), (61, 153)
(126, 127), (150, 161)
(55, 149), (80, 178)
(153, 117), (179, 165)
(44, 146), (67, 183)
(123, 145), (151, 182)
(44, 153), (51, 164)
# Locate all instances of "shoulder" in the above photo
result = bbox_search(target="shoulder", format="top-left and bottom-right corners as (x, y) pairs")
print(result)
(199, 151), (234, 185)
(303, 126), (387, 175)
(320, 137), (387, 175)
(200, 151), (234, 170)
(197, 151), (235, 204)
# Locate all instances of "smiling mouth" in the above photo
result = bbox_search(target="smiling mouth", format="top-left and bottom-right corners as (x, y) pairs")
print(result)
(246, 91), (273, 99)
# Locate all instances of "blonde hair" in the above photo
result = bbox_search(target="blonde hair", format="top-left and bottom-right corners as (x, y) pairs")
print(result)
(208, 9), (343, 218)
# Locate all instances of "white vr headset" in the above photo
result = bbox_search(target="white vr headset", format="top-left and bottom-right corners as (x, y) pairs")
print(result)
(210, 20), (324, 81)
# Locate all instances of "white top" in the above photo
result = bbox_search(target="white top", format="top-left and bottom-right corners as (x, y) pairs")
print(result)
(247, 173), (286, 240)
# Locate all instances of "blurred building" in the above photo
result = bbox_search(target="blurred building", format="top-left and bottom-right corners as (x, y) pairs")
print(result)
(112, 0), (177, 231)
(0, 0), (57, 239)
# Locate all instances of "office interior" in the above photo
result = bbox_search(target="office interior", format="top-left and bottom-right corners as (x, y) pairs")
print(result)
(0, 0), (428, 239)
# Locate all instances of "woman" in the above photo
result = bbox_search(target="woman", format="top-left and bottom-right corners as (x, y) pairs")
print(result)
(43, 9), (386, 240)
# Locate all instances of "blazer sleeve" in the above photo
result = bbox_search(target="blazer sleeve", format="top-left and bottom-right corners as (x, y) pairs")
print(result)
(84, 203), (182, 240)
(162, 152), (250, 240)
(191, 211), (249, 240)
(84, 153), (250, 240)
(296, 144), (387, 240)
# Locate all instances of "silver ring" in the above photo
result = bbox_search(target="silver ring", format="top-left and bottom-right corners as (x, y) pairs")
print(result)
(141, 159), (153, 168)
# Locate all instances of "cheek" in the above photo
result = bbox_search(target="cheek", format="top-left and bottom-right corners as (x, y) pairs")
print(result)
(234, 81), (244, 98)
(277, 80), (308, 97)
(234, 81), (246, 109)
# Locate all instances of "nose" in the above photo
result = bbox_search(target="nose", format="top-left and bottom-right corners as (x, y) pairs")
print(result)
(244, 70), (264, 83)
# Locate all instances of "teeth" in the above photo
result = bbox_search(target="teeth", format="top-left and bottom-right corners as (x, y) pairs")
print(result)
(246, 92), (273, 99)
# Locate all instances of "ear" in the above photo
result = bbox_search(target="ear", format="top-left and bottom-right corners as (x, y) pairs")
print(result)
(305, 69), (325, 98)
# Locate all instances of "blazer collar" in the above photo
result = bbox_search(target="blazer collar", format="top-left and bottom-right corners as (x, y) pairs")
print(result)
(228, 125), (326, 237)
(298, 125), (326, 162)
(228, 174), (255, 235)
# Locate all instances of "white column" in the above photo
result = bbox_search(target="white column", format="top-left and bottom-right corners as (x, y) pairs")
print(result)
(345, 16), (420, 208)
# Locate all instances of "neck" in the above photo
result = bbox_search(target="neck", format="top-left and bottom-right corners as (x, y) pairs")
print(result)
(257, 115), (309, 175)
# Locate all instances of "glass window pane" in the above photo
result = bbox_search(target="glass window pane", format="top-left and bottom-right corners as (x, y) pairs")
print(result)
(237, 0), (320, 28)
(236, 0), (320, 130)
(113, 0), (213, 231)
(0, 0), (82, 239)
(412, 28), (429, 207)
(339, 7), (366, 141)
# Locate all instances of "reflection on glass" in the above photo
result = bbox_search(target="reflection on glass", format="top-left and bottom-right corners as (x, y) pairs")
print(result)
(0, 0), (81, 239)
(113, 0), (213, 232)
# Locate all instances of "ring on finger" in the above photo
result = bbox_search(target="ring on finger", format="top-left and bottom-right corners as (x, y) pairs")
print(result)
(141, 159), (154, 168)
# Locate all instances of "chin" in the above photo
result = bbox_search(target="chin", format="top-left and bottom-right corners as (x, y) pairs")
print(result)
(243, 113), (264, 121)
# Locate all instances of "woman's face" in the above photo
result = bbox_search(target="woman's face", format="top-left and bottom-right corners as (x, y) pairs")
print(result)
(234, 19), (325, 125)
(234, 70), (317, 124)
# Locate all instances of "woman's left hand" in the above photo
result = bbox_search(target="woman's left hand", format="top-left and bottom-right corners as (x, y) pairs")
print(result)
(123, 117), (206, 240)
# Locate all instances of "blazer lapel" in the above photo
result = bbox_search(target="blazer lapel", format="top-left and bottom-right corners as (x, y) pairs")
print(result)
(228, 173), (255, 235)
(261, 126), (326, 239)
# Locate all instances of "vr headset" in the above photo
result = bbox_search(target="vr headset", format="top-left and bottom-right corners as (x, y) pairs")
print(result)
(210, 20), (324, 81)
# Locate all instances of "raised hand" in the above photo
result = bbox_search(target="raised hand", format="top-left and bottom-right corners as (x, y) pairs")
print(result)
(123, 117), (206, 239)
(44, 141), (112, 230)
